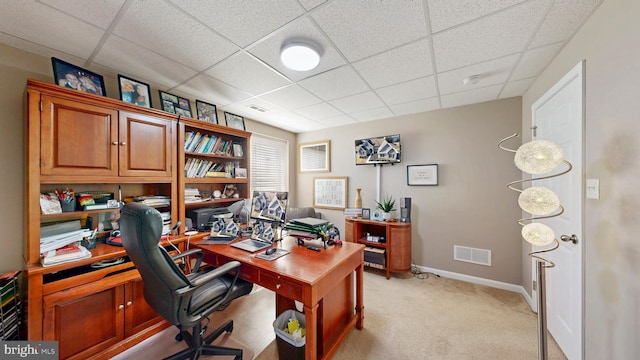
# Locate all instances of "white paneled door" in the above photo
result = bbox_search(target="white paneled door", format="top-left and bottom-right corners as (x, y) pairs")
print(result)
(531, 60), (584, 360)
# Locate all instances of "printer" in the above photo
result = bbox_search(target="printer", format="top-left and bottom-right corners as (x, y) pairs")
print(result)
(187, 207), (232, 232)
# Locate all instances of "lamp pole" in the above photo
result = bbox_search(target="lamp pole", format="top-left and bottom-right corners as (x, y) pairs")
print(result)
(536, 260), (549, 360)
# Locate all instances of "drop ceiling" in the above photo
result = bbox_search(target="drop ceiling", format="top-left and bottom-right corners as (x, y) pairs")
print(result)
(0, 0), (602, 133)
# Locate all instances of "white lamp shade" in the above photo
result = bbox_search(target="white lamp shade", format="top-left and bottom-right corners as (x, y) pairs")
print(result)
(521, 223), (555, 246)
(280, 43), (320, 71)
(514, 140), (564, 174)
(518, 186), (560, 215)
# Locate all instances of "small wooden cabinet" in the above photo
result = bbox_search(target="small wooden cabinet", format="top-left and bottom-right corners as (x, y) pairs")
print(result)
(39, 96), (175, 179)
(344, 218), (411, 279)
(42, 275), (161, 360)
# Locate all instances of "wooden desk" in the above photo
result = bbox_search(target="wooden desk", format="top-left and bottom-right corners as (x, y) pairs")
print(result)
(194, 236), (365, 360)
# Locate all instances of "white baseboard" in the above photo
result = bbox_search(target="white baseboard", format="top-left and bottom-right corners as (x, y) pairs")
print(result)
(417, 265), (534, 309)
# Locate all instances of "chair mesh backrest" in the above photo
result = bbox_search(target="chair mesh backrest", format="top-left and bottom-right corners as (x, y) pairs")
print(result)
(119, 202), (190, 324)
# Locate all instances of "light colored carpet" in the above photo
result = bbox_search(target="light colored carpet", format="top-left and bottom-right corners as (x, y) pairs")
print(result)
(116, 269), (567, 359)
(254, 268), (567, 360)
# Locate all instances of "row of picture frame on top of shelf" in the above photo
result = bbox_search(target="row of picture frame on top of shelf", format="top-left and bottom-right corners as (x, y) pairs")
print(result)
(50, 57), (246, 130)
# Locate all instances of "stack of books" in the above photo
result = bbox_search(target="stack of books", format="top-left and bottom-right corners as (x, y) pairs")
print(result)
(41, 244), (91, 266)
(184, 188), (203, 203)
(133, 195), (170, 207)
(284, 217), (331, 241)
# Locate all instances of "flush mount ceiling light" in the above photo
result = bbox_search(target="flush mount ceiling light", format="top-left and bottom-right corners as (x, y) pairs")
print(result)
(280, 41), (320, 72)
(462, 75), (480, 86)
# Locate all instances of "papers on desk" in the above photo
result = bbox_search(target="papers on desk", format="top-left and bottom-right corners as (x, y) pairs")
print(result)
(283, 217), (331, 240)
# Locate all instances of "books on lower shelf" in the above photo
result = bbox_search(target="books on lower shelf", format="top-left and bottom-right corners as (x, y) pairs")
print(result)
(364, 247), (385, 269)
(41, 244), (92, 266)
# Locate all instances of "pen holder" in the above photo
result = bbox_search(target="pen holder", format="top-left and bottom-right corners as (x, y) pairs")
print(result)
(81, 236), (97, 249)
(61, 201), (76, 212)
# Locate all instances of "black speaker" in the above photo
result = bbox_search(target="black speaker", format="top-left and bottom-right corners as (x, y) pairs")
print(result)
(400, 197), (411, 223)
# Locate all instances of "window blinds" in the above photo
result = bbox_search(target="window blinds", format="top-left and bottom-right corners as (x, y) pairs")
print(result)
(250, 134), (288, 192)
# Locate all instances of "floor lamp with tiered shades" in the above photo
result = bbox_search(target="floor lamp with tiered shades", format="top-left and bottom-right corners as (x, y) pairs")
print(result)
(499, 133), (577, 360)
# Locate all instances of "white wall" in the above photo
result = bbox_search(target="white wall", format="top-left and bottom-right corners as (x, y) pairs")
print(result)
(297, 98), (524, 285)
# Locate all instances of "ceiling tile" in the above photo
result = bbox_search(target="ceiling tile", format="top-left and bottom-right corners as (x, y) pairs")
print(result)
(298, 65), (369, 101)
(314, 114), (358, 128)
(247, 16), (346, 82)
(113, 0), (238, 71)
(311, 0), (429, 61)
(433, 0), (550, 72)
(174, 74), (251, 106)
(294, 102), (343, 121)
(0, 0), (604, 133)
(40, 0), (125, 29)
(95, 35), (197, 89)
(440, 84), (503, 108)
(375, 77), (437, 106)
(500, 78), (535, 98)
(438, 54), (519, 95)
(427, 0), (526, 33)
(205, 52), (291, 95)
(529, 0), (603, 48)
(511, 43), (564, 81)
(353, 38), (433, 89)
(225, 99), (324, 132)
(169, 0), (304, 47)
(0, 1), (104, 59)
(258, 84), (322, 110)
(390, 97), (441, 116)
(329, 91), (385, 114)
(350, 107), (395, 123)
(298, 0), (327, 11)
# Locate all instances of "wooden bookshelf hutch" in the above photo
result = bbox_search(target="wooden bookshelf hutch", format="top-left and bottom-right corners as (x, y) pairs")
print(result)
(24, 79), (251, 359)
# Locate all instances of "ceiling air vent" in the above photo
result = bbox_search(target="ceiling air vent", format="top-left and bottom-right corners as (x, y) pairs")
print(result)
(247, 104), (267, 112)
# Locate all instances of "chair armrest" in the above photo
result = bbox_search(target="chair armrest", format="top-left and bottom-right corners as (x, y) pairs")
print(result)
(172, 249), (203, 272)
(176, 261), (242, 295)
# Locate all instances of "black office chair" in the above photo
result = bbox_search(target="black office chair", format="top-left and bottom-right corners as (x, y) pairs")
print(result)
(120, 202), (253, 360)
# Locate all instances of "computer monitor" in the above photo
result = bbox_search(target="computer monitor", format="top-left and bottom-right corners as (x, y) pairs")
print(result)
(249, 191), (288, 224)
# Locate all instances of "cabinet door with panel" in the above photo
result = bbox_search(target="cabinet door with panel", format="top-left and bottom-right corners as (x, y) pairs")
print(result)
(42, 278), (161, 360)
(119, 111), (174, 178)
(43, 284), (124, 360)
(124, 278), (161, 335)
(40, 95), (119, 177)
(39, 97), (174, 179)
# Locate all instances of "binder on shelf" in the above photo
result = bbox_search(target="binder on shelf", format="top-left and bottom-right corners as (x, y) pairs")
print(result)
(83, 203), (110, 210)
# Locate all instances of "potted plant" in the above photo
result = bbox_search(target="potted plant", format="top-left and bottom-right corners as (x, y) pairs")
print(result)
(375, 195), (396, 221)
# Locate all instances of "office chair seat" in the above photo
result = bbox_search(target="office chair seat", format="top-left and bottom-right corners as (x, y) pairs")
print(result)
(120, 202), (253, 360)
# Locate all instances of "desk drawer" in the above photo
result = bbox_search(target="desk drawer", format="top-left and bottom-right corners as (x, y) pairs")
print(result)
(260, 272), (302, 300)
